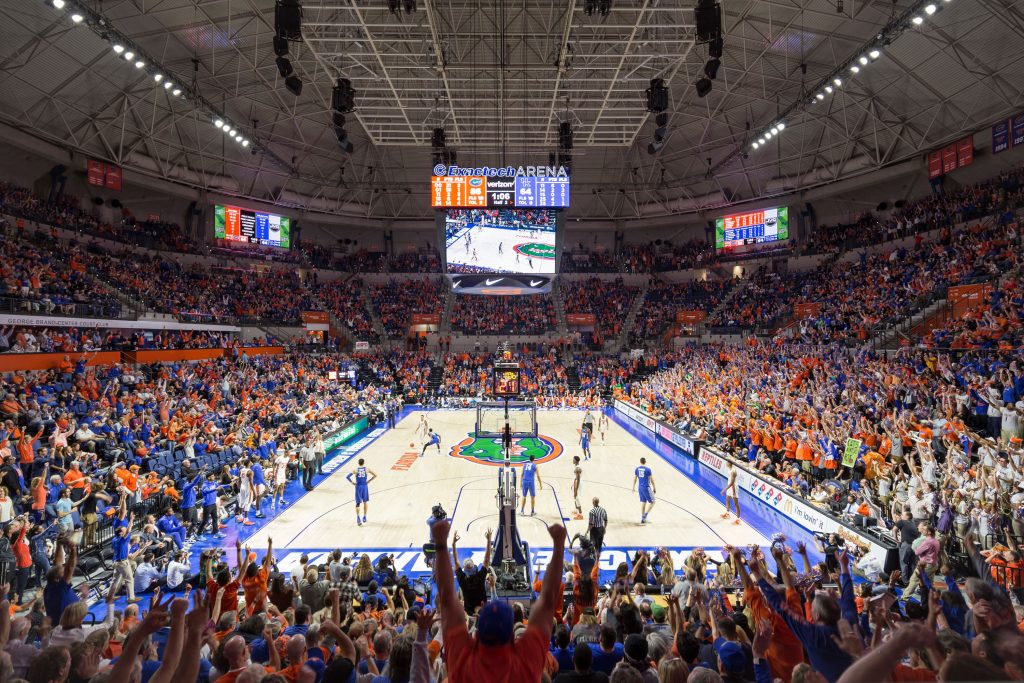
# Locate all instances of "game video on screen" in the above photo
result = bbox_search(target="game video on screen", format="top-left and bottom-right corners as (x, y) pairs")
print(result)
(444, 208), (557, 274)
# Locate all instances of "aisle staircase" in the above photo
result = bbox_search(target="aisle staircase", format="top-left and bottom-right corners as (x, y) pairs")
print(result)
(566, 365), (581, 393)
(360, 282), (387, 342)
(439, 281), (455, 337)
(302, 279), (356, 349)
(551, 279), (568, 336)
(427, 365), (445, 394)
(613, 278), (650, 351)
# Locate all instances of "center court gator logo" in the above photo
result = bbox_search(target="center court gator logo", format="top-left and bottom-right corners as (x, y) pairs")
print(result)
(513, 243), (555, 259)
(450, 434), (562, 466)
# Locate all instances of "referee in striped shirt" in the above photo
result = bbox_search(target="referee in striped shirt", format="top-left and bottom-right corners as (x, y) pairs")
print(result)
(587, 497), (608, 554)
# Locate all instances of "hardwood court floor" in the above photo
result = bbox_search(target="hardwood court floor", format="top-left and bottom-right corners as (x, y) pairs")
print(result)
(245, 409), (768, 562)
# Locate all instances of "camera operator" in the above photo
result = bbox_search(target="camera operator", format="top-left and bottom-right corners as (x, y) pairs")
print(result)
(374, 553), (397, 586)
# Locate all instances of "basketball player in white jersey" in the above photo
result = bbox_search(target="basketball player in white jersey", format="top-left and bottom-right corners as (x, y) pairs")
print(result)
(598, 412), (609, 444)
(571, 455), (583, 520)
(720, 460), (742, 525)
(414, 414), (429, 439)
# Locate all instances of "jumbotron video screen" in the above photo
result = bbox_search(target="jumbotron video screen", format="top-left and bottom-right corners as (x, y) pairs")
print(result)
(444, 209), (557, 274)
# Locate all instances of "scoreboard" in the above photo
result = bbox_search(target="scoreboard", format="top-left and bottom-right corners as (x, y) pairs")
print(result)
(715, 206), (789, 250)
(431, 175), (570, 209)
(214, 204), (291, 249)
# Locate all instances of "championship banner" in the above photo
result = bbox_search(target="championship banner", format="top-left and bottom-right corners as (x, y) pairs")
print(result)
(104, 164), (122, 191)
(927, 151), (943, 179)
(1012, 113), (1024, 149)
(675, 310), (706, 324)
(792, 302), (822, 319)
(993, 119), (1011, 154)
(956, 136), (973, 168)
(87, 159), (106, 187)
(301, 311), (329, 324)
(842, 438), (861, 468)
(948, 283), (992, 317)
(942, 144), (958, 174)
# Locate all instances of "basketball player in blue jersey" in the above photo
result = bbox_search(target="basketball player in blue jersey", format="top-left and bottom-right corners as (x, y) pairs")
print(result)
(580, 426), (592, 461)
(346, 458), (377, 526)
(519, 454), (542, 516)
(631, 457), (657, 524)
(421, 428), (441, 456)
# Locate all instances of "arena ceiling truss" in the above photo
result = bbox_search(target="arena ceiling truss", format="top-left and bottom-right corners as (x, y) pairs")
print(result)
(0, 0), (1021, 220)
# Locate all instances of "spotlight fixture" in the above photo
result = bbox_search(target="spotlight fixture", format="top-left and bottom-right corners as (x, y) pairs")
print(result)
(912, 15), (923, 24)
(135, 60), (145, 69)
(816, 92), (825, 100)
(752, 142), (759, 149)
(226, 127), (235, 136)
(695, 77), (712, 98)
(850, 65), (860, 73)
(214, 119), (224, 129)
(242, 140), (250, 148)
(833, 78), (842, 87)
(113, 44), (125, 54)
(776, 121), (785, 130)
(276, 56), (294, 78)
(153, 73), (163, 82)
(770, 125), (779, 134)
(172, 87), (182, 96)
(163, 81), (172, 90)
(284, 74), (302, 96)
(764, 131), (772, 139)
(124, 51), (134, 61)
(597, 0), (611, 16)
(70, 13), (83, 23)
(825, 86), (833, 94)
(859, 55), (869, 65)
(869, 49), (880, 59)
(50, 0), (66, 8)
(925, 3), (936, 13)
(758, 137), (765, 144)
(403, 0), (417, 12)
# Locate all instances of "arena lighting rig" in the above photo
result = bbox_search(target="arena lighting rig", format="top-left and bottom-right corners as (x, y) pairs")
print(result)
(41, 0), (299, 178)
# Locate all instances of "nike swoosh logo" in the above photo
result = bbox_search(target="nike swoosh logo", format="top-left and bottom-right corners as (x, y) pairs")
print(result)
(485, 278), (503, 286)
(530, 280), (543, 287)
(453, 280), (462, 287)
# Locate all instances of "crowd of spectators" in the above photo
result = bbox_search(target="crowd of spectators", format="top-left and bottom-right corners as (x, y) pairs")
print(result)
(0, 328), (274, 354)
(561, 278), (640, 347)
(368, 280), (445, 339)
(631, 280), (735, 343)
(315, 279), (378, 342)
(449, 295), (556, 336)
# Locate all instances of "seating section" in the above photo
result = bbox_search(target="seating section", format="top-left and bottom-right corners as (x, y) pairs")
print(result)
(369, 278), (445, 338)
(561, 277), (639, 344)
(317, 277), (378, 341)
(631, 279), (734, 342)
(450, 293), (556, 335)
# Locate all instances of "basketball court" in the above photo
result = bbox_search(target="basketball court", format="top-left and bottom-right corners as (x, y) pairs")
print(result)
(245, 408), (774, 579)
(446, 223), (556, 273)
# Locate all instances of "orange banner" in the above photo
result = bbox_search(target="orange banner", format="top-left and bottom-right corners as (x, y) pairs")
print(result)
(948, 283), (992, 317)
(792, 302), (822, 319)
(566, 313), (597, 326)
(675, 310), (706, 324)
(133, 346), (283, 364)
(0, 352), (120, 373)
(411, 313), (441, 325)
(301, 311), (330, 324)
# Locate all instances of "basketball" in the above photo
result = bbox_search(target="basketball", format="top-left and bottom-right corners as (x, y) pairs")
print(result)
(410, 442), (415, 448)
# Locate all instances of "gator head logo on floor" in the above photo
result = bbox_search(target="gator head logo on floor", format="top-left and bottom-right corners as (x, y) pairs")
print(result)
(450, 434), (562, 466)
(513, 243), (556, 259)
